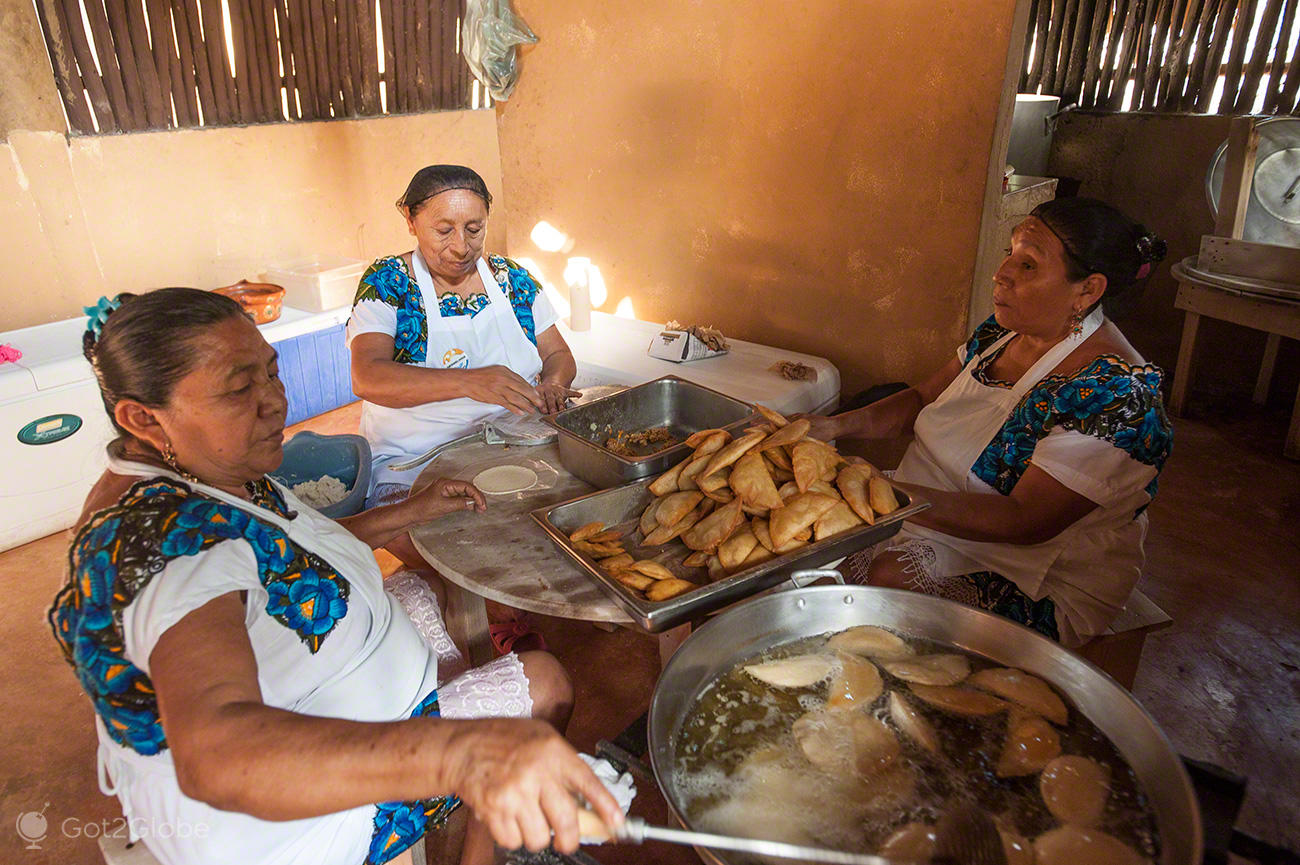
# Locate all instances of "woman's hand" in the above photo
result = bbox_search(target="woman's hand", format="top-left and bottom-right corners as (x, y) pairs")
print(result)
(446, 718), (624, 853)
(792, 412), (842, 442)
(405, 478), (487, 522)
(463, 365), (544, 415)
(536, 381), (582, 414)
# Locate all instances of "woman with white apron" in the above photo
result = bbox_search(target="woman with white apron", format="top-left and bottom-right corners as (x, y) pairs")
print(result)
(805, 198), (1173, 647)
(347, 165), (579, 507)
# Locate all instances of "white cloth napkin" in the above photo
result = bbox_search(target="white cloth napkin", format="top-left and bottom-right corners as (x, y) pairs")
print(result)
(577, 753), (636, 844)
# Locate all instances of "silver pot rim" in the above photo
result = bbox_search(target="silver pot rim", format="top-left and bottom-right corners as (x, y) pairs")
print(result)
(648, 582), (1203, 865)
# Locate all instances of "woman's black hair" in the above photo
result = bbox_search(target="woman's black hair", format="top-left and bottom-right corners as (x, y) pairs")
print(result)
(83, 287), (249, 438)
(396, 165), (493, 216)
(1030, 196), (1168, 318)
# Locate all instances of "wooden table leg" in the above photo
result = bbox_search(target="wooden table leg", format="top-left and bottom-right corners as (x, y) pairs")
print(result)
(1287, 377), (1300, 461)
(444, 583), (494, 666)
(1255, 333), (1282, 405)
(658, 622), (692, 669)
(1170, 308), (1201, 417)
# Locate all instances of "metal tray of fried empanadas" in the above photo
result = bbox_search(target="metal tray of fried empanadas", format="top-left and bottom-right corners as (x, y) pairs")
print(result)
(530, 479), (929, 632)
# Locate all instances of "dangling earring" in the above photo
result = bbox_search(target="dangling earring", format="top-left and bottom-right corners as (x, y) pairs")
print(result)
(1069, 309), (1085, 337)
(161, 441), (201, 484)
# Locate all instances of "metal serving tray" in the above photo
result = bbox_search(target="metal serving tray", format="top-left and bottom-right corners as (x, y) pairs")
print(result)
(530, 480), (930, 632)
(540, 376), (756, 489)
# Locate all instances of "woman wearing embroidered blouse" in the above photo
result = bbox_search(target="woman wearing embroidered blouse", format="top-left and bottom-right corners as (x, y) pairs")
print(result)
(348, 164), (579, 506)
(805, 197), (1172, 647)
(50, 289), (621, 865)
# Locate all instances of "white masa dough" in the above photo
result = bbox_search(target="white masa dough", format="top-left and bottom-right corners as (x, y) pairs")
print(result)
(473, 464), (538, 495)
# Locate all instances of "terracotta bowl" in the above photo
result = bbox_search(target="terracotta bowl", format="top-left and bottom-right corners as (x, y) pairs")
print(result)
(213, 280), (285, 324)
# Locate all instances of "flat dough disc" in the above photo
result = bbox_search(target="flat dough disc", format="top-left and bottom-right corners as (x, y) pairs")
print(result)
(473, 464), (538, 495)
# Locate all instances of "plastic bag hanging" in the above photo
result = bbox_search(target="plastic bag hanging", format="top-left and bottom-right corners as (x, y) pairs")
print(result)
(461, 0), (538, 102)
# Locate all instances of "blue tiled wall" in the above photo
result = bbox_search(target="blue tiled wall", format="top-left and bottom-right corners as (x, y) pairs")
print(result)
(271, 323), (357, 426)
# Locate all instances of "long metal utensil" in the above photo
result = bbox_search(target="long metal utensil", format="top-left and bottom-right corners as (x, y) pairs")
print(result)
(612, 816), (900, 865)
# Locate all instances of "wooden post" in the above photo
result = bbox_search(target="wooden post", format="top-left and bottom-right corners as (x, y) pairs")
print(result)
(1254, 333), (1282, 404)
(1287, 379), (1300, 460)
(1214, 116), (1260, 239)
(1170, 308), (1200, 416)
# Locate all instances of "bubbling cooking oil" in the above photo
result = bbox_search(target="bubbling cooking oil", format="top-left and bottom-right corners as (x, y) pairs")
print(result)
(672, 631), (1160, 863)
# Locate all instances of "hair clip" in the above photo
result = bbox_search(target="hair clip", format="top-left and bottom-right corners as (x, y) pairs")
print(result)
(83, 295), (121, 340)
(1135, 233), (1167, 264)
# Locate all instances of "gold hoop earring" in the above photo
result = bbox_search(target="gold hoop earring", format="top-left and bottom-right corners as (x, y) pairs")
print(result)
(161, 441), (202, 485)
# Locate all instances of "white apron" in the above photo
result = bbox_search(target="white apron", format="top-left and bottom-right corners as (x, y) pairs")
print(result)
(893, 309), (1105, 600)
(94, 457), (440, 865)
(361, 252), (545, 490)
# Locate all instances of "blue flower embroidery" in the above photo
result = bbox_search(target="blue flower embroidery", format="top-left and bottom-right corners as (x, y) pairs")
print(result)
(354, 257), (428, 364)
(971, 354), (1173, 504)
(365, 688), (461, 863)
(488, 254), (543, 346)
(265, 569), (349, 637)
(49, 479), (352, 755)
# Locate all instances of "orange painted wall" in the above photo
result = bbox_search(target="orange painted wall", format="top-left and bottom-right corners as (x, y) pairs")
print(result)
(496, 1), (1017, 395)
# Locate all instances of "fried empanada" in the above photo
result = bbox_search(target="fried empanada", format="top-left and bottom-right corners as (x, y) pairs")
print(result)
(646, 578), (696, 601)
(752, 516), (807, 554)
(706, 555), (727, 581)
(701, 431), (766, 479)
(996, 711), (1061, 777)
(769, 492), (839, 548)
(792, 440), (843, 492)
(569, 522), (604, 542)
(699, 483), (735, 504)
(807, 479), (841, 499)
(752, 518), (775, 552)
(682, 550), (712, 568)
(754, 403), (790, 427)
(626, 559), (676, 581)
(836, 464), (875, 525)
(813, 501), (863, 540)
(573, 540), (625, 558)
(741, 542), (775, 567)
(600, 553), (635, 571)
(656, 491), (706, 527)
(698, 468), (731, 495)
(644, 500), (711, 546)
(717, 523), (760, 570)
(969, 668), (1068, 726)
(682, 496), (745, 551)
(639, 497), (662, 534)
(758, 418), (811, 452)
(587, 528), (626, 544)
(745, 423), (775, 437)
(676, 454), (712, 491)
(614, 571), (656, 591)
(777, 480), (800, 500)
(729, 451), (785, 510)
(685, 428), (731, 451)
(765, 446), (794, 471)
(648, 459), (689, 495)
(884, 653), (971, 686)
(869, 476), (900, 515)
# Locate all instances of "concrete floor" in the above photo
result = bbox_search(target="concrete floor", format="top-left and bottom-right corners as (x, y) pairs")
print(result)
(2, 396), (1296, 865)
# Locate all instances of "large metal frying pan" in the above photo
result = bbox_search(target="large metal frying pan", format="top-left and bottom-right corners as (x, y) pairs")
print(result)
(647, 574), (1202, 865)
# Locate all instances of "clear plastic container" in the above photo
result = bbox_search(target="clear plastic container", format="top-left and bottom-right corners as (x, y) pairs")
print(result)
(265, 255), (367, 312)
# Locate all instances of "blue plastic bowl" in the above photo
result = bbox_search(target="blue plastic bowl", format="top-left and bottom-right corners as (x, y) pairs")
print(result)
(270, 431), (372, 518)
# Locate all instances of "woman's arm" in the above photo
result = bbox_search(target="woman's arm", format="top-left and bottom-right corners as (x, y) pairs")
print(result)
(534, 326), (580, 414)
(808, 355), (963, 441)
(152, 593), (622, 851)
(350, 332), (542, 415)
(335, 478), (487, 549)
(894, 463), (1098, 545)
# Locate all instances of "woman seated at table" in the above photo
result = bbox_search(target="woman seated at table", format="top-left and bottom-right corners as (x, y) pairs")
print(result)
(50, 289), (621, 865)
(348, 164), (580, 509)
(806, 197), (1171, 647)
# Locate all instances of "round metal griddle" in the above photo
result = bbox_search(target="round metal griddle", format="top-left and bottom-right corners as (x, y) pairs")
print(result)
(1206, 116), (1300, 245)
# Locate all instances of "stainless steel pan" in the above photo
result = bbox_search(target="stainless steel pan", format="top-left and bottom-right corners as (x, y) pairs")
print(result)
(647, 574), (1203, 865)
